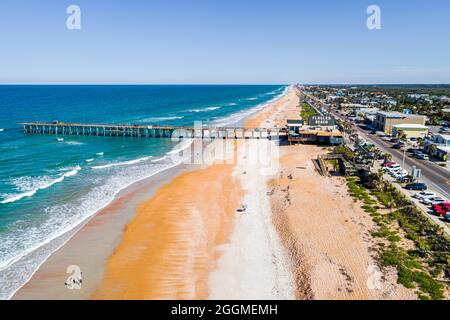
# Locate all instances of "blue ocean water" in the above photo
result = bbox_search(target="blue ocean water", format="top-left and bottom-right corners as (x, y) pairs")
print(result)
(0, 84), (286, 299)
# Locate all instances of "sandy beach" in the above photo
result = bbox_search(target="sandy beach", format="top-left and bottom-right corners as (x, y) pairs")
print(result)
(92, 87), (299, 299)
(13, 85), (416, 300)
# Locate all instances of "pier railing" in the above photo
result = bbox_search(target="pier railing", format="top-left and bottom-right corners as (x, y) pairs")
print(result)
(20, 122), (283, 140)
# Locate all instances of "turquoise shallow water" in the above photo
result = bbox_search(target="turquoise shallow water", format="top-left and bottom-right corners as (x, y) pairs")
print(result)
(0, 84), (286, 299)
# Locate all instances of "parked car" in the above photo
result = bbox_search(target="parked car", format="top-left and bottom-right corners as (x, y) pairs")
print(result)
(420, 194), (440, 202)
(413, 192), (436, 200)
(386, 165), (402, 172)
(422, 197), (446, 206)
(390, 169), (407, 177)
(382, 162), (398, 167)
(432, 203), (450, 215)
(416, 154), (429, 160)
(405, 182), (427, 191)
(434, 206), (448, 216)
(392, 143), (405, 149)
(394, 174), (409, 181)
(398, 175), (414, 183)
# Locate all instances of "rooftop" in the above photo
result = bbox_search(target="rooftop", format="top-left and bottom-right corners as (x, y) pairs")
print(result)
(376, 111), (410, 118)
(286, 119), (304, 124)
(437, 146), (450, 153)
(437, 134), (450, 140)
(393, 124), (429, 130)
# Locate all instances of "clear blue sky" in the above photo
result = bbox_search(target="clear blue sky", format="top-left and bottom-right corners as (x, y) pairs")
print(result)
(0, 0), (449, 84)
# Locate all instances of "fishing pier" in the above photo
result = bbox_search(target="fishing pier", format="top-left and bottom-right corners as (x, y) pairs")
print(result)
(20, 122), (282, 140)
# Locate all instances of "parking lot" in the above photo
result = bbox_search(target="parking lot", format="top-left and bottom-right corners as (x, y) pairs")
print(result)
(374, 161), (450, 234)
(331, 110), (450, 234)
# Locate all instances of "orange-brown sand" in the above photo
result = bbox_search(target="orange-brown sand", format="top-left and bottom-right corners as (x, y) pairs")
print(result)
(92, 87), (296, 300)
(92, 163), (241, 299)
(244, 87), (416, 299)
(269, 144), (416, 299)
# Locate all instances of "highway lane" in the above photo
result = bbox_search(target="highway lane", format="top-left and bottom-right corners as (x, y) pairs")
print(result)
(333, 112), (450, 199)
(300, 90), (450, 197)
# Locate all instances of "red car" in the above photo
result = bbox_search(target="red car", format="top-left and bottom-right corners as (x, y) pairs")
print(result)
(432, 202), (450, 209)
(382, 162), (398, 168)
(432, 203), (450, 215)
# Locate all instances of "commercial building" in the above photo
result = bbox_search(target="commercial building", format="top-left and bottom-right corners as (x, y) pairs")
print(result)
(286, 117), (343, 145)
(392, 124), (429, 139)
(424, 134), (450, 161)
(373, 111), (426, 134)
(286, 119), (304, 132)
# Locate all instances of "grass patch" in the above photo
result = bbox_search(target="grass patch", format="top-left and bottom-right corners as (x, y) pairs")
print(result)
(344, 176), (449, 300)
(299, 102), (318, 122)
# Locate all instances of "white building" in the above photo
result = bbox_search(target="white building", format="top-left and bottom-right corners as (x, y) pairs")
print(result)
(425, 134), (450, 161)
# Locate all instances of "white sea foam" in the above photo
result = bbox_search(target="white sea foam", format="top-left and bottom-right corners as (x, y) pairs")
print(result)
(138, 116), (184, 122)
(151, 155), (169, 163)
(0, 129), (4, 132)
(65, 141), (84, 146)
(0, 143), (192, 300)
(91, 156), (152, 169)
(85, 159), (94, 163)
(188, 106), (220, 113)
(213, 86), (288, 128)
(167, 138), (194, 155)
(96, 152), (104, 156)
(0, 167), (81, 205)
(0, 85), (289, 300)
(57, 138), (64, 142)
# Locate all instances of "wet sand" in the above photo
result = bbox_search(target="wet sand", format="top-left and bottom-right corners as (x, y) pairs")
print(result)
(13, 164), (189, 299)
(93, 161), (241, 299)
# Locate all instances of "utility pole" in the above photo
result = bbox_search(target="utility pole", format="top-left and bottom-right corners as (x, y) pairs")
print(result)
(402, 148), (406, 170)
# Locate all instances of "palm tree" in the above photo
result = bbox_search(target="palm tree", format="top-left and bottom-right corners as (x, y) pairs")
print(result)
(397, 130), (407, 142)
(383, 152), (392, 164)
(429, 144), (438, 159)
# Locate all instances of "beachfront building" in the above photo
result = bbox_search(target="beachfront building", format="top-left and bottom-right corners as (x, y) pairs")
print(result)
(424, 134), (450, 161)
(373, 111), (427, 135)
(286, 116), (343, 145)
(287, 119), (304, 133)
(392, 124), (429, 139)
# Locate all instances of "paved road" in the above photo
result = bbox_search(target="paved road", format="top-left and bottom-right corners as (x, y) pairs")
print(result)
(340, 116), (450, 199)
(300, 90), (450, 231)
(301, 90), (450, 197)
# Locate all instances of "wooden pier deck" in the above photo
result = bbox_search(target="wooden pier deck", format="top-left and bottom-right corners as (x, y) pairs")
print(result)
(20, 122), (283, 140)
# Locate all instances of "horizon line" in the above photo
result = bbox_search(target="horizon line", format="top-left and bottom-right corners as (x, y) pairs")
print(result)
(1, 83), (450, 86)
